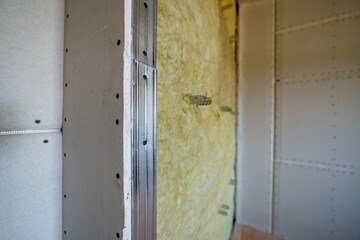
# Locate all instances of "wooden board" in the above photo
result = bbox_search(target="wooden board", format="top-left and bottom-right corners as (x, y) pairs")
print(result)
(232, 224), (283, 240)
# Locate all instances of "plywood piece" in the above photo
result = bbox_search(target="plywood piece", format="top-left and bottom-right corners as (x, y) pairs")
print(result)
(232, 224), (282, 240)
(0, 0), (64, 131)
(0, 133), (62, 240)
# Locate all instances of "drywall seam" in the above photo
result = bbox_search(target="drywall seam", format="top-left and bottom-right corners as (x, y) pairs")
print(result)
(123, 0), (133, 239)
(276, 9), (360, 34)
(269, 0), (277, 234)
(0, 128), (61, 136)
(275, 159), (360, 174)
(235, 1), (243, 225)
(0, 1), (64, 239)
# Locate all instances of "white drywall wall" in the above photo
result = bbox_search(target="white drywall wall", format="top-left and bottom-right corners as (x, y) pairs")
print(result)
(237, 0), (360, 239)
(0, 0), (64, 239)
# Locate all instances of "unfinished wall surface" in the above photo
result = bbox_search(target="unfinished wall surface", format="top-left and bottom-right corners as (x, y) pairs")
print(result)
(237, 0), (360, 239)
(157, 0), (237, 239)
(0, 1), (64, 239)
(62, 0), (130, 239)
(236, 0), (273, 232)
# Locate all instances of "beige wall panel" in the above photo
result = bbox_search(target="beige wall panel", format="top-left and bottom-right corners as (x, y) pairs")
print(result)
(157, 0), (237, 239)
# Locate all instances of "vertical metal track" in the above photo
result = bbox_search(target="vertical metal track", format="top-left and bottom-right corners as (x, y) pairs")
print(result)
(132, 0), (157, 239)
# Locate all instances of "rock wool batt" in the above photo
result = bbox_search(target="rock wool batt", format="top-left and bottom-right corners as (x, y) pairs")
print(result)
(157, 0), (237, 239)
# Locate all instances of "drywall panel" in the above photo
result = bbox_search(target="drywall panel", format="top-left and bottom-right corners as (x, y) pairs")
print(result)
(0, 1), (64, 240)
(331, 173), (360, 238)
(236, 0), (273, 232)
(62, 0), (126, 239)
(277, 0), (360, 31)
(157, 0), (236, 239)
(276, 80), (337, 163)
(0, 0), (64, 131)
(238, 0), (360, 239)
(274, 0), (360, 239)
(273, 164), (334, 240)
(0, 133), (62, 240)
(274, 164), (360, 240)
(335, 78), (360, 167)
(275, 77), (360, 240)
(277, 15), (360, 79)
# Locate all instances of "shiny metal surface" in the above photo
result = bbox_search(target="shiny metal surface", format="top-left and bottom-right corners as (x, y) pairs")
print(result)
(132, 1), (157, 239)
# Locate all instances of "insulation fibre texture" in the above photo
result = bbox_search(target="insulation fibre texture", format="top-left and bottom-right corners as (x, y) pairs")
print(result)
(157, 0), (237, 239)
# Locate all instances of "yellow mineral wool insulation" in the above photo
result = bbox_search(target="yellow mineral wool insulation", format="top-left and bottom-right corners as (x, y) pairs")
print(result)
(157, 0), (237, 239)
(220, 0), (238, 52)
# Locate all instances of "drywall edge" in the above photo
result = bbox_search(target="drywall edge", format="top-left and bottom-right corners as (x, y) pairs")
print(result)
(123, 0), (133, 239)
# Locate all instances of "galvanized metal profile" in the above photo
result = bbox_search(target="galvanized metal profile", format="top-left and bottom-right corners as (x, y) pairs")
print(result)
(133, 0), (157, 67)
(132, 0), (157, 239)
